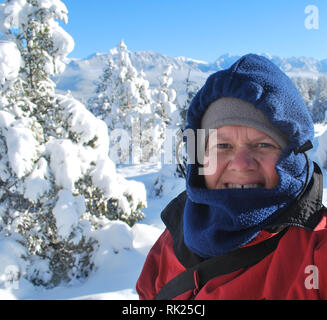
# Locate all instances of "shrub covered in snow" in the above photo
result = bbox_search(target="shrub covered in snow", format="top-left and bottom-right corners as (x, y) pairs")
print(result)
(0, 0), (146, 288)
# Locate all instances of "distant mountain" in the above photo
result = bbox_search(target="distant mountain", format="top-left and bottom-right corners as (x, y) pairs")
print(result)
(54, 50), (327, 104)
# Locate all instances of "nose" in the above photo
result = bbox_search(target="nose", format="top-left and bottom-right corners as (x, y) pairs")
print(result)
(227, 147), (259, 171)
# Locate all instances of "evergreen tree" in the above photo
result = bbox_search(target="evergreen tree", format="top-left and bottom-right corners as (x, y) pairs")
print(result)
(180, 69), (199, 128)
(91, 40), (156, 164)
(152, 66), (186, 195)
(151, 64), (178, 163)
(0, 0), (146, 288)
(311, 76), (327, 123)
(175, 69), (199, 178)
(113, 40), (153, 163)
(152, 65), (177, 125)
(87, 57), (117, 118)
(292, 76), (317, 112)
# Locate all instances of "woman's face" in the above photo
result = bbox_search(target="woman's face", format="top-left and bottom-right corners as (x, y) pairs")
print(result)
(203, 125), (282, 190)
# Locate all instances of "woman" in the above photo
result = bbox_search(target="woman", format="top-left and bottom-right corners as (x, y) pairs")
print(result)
(136, 54), (327, 300)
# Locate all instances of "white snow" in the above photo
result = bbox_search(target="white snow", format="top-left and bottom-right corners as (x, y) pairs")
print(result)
(5, 119), (40, 179)
(0, 238), (27, 291)
(59, 94), (110, 152)
(0, 110), (15, 128)
(46, 139), (83, 191)
(0, 0), (73, 76)
(0, 41), (22, 84)
(23, 157), (51, 202)
(53, 189), (86, 239)
(49, 21), (75, 74)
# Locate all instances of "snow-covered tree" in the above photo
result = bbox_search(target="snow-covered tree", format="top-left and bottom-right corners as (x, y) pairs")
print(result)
(292, 76), (317, 113)
(112, 41), (155, 163)
(179, 69), (199, 128)
(152, 66), (186, 195)
(89, 41), (157, 164)
(311, 76), (327, 123)
(0, 0), (146, 288)
(0, 0), (75, 138)
(173, 69), (200, 178)
(315, 126), (327, 170)
(87, 57), (116, 118)
(150, 65), (178, 161)
(152, 65), (177, 125)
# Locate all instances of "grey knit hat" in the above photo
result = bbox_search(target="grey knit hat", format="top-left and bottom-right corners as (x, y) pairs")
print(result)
(201, 97), (288, 149)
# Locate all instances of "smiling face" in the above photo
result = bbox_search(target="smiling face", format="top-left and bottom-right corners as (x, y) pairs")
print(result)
(203, 125), (282, 190)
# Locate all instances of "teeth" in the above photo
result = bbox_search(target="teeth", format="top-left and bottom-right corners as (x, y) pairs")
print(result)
(227, 184), (262, 189)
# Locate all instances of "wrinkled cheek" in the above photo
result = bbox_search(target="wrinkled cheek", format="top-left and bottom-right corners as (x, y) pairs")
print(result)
(203, 159), (219, 176)
(203, 157), (224, 189)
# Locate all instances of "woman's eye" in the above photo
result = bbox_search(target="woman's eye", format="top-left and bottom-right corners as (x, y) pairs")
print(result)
(207, 143), (231, 154)
(256, 143), (275, 149)
(217, 143), (231, 149)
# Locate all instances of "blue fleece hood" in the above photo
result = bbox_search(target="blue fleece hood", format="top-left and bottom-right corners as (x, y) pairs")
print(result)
(183, 54), (314, 258)
(186, 54), (314, 148)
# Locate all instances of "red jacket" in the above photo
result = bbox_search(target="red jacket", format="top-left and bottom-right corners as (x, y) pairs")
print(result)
(137, 166), (327, 300)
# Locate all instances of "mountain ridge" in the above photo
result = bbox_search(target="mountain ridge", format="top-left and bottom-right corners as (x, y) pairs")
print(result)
(55, 50), (327, 103)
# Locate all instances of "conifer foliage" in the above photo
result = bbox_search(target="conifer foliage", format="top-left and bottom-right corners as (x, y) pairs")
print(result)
(0, 0), (146, 288)
(292, 76), (327, 124)
(88, 41), (166, 164)
(311, 76), (327, 123)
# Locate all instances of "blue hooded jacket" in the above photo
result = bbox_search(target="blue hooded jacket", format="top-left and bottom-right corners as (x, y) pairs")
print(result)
(183, 54), (315, 258)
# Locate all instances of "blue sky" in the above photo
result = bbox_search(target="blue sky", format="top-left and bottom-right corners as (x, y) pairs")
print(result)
(63, 0), (327, 62)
